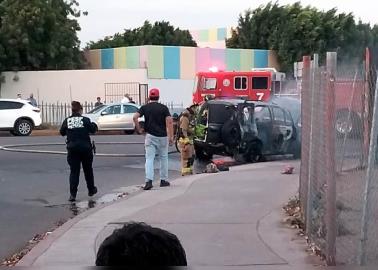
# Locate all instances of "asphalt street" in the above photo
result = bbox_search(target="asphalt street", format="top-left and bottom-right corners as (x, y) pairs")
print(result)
(0, 134), (181, 261)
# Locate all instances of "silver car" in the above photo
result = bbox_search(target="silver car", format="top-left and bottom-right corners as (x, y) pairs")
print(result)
(83, 103), (144, 134)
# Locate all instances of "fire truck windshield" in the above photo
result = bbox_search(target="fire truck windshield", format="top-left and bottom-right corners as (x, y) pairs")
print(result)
(202, 77), (217, 90)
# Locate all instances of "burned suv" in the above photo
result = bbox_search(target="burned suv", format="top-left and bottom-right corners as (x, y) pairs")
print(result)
(193, 99), (300, 162)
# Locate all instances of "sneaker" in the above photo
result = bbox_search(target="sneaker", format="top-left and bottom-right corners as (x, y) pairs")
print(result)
(143, 180), (153, 190)
(160, 180), (170, 187)
(68, 195), (76, 202)
(88, 186), (98, 197)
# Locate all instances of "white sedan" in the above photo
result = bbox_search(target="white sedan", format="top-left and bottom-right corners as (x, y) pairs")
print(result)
(83, 103), (144, 134)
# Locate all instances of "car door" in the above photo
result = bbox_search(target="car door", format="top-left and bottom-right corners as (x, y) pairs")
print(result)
(119, 104), (139, 130)
(254, 105), (273, 153)
(97, 104), (122, 130)
(271, 106), (290, 153)
(206, 103), (236, 144)
(0, 101), (23, 128)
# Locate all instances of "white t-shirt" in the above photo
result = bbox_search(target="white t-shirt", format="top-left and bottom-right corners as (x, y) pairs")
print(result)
(121, 97), (130, 103)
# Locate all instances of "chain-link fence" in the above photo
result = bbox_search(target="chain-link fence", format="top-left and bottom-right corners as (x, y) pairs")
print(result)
(300, 52), (378, 265)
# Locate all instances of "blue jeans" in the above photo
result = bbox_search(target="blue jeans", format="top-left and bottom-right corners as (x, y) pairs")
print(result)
(145, 134), (169, 182)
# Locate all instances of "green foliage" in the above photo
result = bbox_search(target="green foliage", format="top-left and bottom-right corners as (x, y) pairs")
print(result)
(86, 21), (197, 49)
(0, 0), (84, 71)
(227, 2), (378, 72)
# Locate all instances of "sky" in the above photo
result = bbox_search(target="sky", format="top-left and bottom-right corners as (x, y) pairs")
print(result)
(77, 0), (377, 46)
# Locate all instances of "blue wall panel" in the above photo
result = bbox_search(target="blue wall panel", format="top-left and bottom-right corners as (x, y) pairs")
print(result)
(101, 48), (114, 69)
(254, 50), (268, 68)
(164, 46), (180, 79)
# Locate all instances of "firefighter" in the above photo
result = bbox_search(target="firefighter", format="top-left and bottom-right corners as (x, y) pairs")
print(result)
(60, 101), (98, 202)
(178, 107), (195, 176)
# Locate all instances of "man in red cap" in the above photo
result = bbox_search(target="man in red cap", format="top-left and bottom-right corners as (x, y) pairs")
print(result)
(133, 88), (174, 190)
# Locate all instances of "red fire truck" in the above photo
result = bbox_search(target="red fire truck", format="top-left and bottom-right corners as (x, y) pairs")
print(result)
(192, 68), (286, 104)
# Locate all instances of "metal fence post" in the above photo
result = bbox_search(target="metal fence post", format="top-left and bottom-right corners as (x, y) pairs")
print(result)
(306, 54), (318, 236)
(299, 56), (311, 220)
(325, 52), (337, 266)
(358, 75), (378, 266)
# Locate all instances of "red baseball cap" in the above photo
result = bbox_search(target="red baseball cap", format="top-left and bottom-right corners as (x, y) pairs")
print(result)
(149, 88), (160, 98)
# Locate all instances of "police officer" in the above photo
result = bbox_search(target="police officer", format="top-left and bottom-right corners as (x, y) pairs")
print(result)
(60, 101), (98, 202)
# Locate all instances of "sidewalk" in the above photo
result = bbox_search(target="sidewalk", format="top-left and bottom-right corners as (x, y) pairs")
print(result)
(18, 161), (323, 269)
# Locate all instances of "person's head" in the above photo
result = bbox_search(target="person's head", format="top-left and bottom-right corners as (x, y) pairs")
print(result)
(30, 93), (34, 98)
(71, 101), (83, 114)
(97, 97), (101, 102)
(17, 93), (21, 98)
(148, 88), (160, 101)
(95, 222), (187, 267)
(124, 93), (130, 98)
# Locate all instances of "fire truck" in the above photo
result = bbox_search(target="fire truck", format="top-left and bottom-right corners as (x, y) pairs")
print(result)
(192, 68), (286, 104)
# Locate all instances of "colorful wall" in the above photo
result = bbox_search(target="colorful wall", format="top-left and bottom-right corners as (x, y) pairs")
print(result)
(85, 45), (280, 80)
(189, 27), (233, 48)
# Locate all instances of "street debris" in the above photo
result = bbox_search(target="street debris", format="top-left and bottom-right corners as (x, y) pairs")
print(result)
(0, 219), (66, 267)
(281, 165), (294, 174)
(283, 197), (325, 262)
(203, 163), (220, 173)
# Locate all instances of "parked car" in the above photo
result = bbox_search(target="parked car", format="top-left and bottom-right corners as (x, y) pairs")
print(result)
(0, 99), (42, 136)
(193, 98), (300, 161)
(83, 102), (144, 134)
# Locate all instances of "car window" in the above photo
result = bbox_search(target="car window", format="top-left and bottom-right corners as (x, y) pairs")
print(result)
(234, 76), (247, 90)
(123, 105), (138, 114)
(208, 103), (235, 124)
(254, 106), (271, 122)
(0, 101), (24, 110)
(103, 105), (121, 115)
(202, 78), (217, 90)
(284, 110), (294, 126)
(252, 77), (268, 90)
(88, 105), (106, 114)
(272, 107), (286, 125)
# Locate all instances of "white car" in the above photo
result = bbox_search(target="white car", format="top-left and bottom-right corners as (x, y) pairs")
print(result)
(83, 102), (144, 134)
(0, 99), (42, 136)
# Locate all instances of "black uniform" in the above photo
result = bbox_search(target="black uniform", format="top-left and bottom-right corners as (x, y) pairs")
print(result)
(60, 113), (97, 198)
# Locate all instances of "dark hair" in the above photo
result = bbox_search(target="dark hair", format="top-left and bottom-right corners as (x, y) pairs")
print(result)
(149, 96), (159, 101)
(71, 101), (82, 114)
(96, 222), (187, 267)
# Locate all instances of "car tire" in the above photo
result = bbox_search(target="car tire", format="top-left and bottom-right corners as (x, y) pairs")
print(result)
(221, 120), (241, 147)
(336, 110), (361, 138)
(194, 144), (213, 160)
(15, 119), (33, 136)
(244, 140), (263, 163)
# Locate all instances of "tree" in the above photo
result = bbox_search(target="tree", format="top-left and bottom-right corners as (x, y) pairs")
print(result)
(86, 21), (197, 49)
(227, 2), (378, 72)
(0, 0), (85, 71)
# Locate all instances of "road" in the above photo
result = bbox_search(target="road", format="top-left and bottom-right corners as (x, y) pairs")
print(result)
(0, 134), (182, 261)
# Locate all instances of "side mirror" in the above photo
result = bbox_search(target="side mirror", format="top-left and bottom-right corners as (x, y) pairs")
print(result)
(101, 111), (109, 116)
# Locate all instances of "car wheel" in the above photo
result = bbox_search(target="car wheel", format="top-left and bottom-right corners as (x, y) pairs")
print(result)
(15, 119), (33, 136)
(336, 110), (361, 138)
(221, 120), (241, 147)
(194, 144), (213, 160)
(244, 140), (263, 163)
